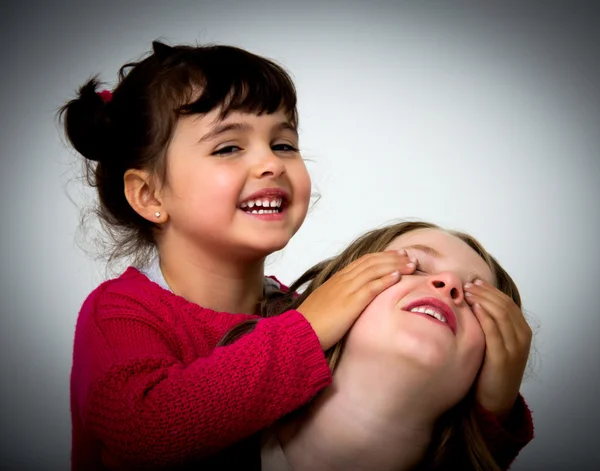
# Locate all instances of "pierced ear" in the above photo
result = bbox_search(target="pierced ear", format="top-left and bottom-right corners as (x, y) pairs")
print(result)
(124, 169), (167, 223)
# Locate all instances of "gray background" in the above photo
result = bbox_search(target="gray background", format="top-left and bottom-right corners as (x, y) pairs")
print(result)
(1, 0), (599, 469)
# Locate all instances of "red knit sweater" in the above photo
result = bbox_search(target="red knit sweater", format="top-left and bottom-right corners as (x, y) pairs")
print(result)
(70, 267), (533, 470)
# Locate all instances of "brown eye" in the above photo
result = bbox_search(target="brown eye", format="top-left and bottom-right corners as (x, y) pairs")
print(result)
(212, 145), (241, 156)
(272, 143), (298, 152)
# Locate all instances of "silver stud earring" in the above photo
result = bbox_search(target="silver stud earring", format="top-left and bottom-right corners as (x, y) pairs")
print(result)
(154, 211), (161, 218)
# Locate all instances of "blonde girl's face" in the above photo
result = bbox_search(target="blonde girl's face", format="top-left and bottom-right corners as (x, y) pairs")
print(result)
(343, 228), (494, 411)
(159, 108), (311, 260)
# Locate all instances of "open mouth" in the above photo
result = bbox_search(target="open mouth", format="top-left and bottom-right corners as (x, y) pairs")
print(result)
(239, 196), (286, 214)
(409, 305), (448, 324)
(403, 297), (457, 334)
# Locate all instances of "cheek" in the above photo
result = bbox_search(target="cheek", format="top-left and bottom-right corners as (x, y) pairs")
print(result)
(288, 160), (311, 197)
(468, 316), (486, 351)
(462, 319), (486, 373)
(208, 168), (245, 199)
(343, 300), (386, 354)
(345, 303), (383, 347)
(165, 166), (242, 220)
(175, 163), (244, 206)
(343, 283), (410, 353)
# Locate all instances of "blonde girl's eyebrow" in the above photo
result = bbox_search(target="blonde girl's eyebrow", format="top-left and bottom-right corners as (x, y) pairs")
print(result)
(403, 244), (443, 258)
(405, 244), (487, 282)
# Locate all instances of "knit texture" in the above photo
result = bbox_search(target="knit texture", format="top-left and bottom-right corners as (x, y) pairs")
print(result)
(70, 267), (332, 470)
(70, 266), (534, 470)
(477, 394), (535, 469)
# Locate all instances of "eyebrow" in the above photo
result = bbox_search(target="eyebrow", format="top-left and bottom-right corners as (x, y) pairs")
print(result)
(198, 121), (298, 144)
(404, 244), (443, 258)
(406, 244), (489, 283)
(198, 122), (251, 143)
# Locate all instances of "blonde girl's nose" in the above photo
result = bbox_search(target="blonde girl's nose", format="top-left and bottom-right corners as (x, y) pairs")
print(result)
(428, 271), (464, 303)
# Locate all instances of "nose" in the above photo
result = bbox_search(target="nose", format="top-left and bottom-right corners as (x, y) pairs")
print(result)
(428, 271), (464, 303)
(254, 149), (286, 179)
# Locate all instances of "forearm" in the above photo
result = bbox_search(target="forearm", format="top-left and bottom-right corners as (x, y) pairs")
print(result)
(77, 310), (331, 468)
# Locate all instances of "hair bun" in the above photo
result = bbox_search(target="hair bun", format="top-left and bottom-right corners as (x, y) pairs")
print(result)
(61, 77), (113, 163)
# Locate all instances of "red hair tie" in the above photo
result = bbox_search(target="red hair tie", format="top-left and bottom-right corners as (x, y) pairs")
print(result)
(98, 89), (113, 103)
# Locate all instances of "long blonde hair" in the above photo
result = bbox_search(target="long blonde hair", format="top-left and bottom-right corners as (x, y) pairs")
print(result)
(219, 220), (523, 470)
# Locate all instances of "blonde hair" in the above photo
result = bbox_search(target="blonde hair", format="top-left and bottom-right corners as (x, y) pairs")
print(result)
(219, 220), (524, 470)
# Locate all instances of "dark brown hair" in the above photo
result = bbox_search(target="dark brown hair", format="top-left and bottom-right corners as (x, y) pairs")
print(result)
(219, 220), (526, 470)
(58, 40), (299, 268)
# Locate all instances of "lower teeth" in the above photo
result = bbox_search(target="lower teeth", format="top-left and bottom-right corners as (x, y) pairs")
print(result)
(249, 209), (279, 214)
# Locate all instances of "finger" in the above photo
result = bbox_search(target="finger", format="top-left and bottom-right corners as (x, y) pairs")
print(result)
(345, 257), (406, 291)
(464, 281), (526, 329)
(464, 287), (511, 323)
(465, 281), (526, 349)
(388, 248), (419, 272)
(343, 250), (416, 278)
(467, 280), (527, 326)
(346, 249), (412, 270)
(350, 270), (402, 307)
(381, 250), (417, 276)
(470, 291), (531, 363)
(471, 302), (509, 360)
(464, 280), (509, 311)
(468, 294), (521, 353)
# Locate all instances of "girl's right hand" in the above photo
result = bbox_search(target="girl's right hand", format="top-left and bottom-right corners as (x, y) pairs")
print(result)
(297, 250), (416, 351)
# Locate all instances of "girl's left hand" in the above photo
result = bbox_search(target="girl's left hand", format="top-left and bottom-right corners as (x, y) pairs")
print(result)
(464, 279), (532, 421)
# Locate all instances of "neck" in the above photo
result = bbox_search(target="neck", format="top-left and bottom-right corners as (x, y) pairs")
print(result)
(278, 357), (442, 471)
(158, 234), (266, 314)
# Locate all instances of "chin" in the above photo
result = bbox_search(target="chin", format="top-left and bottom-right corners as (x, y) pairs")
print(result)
(249, 237), (292, 258)
(396, 321), (456, 365)
(403, 343), (452, 372)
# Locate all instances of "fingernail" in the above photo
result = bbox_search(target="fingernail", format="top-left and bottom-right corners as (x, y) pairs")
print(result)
(406, 262), (415, 268)
(464, 282), (472, 289)
(465, 292), (472, 297)
(391, 271), (400, 277)
(397, 249), (407, 255)
(474, 279), (484, 286)
(409, 257), (417, 263)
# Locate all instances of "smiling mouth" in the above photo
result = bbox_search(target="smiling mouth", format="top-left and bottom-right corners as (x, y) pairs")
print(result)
(403, 298), (457, 334)
(239, 196), (286, 214)
(409, 305), (448, 323)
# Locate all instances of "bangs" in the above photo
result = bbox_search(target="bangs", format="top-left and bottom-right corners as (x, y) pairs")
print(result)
(177, 46), (298, 127)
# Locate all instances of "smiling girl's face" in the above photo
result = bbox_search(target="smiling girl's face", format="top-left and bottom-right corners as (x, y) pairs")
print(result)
(340, 228), (494, 412)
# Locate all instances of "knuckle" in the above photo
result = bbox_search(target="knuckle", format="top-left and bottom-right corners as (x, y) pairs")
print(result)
(501, 298), (514, 311)
(366, 252), (384, 261)
(366, 279), (384, 296)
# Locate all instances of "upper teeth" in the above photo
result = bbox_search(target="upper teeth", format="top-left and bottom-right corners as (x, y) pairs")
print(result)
(240, 197), (283, 209)
(410, 306), (447, 323)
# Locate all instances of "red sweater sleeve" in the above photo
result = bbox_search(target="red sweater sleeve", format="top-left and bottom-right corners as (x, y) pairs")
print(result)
(478, 394), (534, 469)
(73, 285), (331, 469)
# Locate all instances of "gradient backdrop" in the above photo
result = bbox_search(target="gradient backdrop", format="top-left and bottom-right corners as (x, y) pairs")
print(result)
(1, 1), (599, 470)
